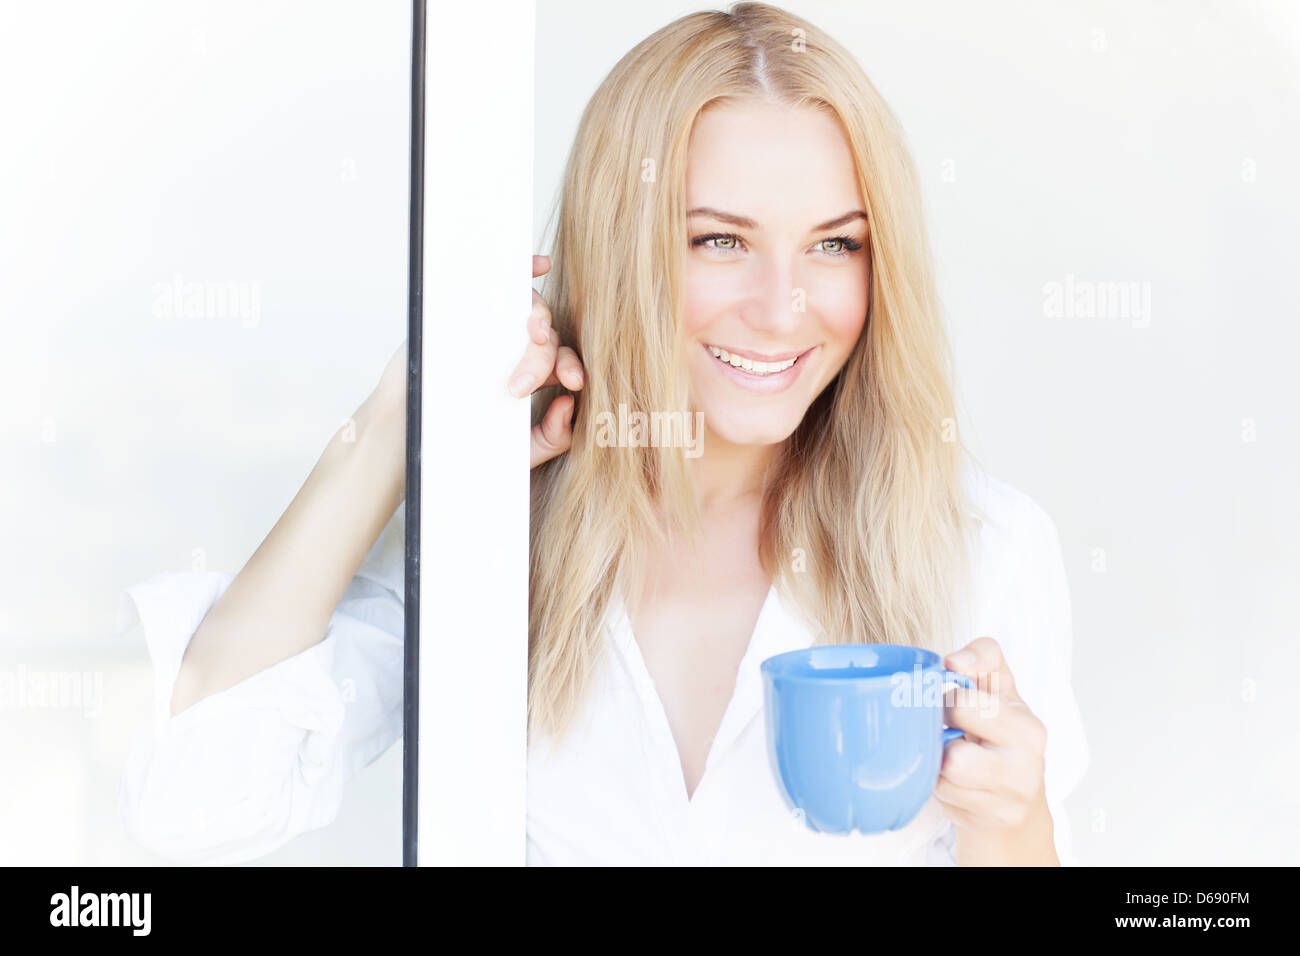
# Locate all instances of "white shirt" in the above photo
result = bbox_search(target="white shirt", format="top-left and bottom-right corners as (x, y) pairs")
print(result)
(117, 465), (1090, 866)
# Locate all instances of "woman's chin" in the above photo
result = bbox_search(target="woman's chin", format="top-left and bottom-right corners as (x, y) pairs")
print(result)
(701, 408), (802, 450)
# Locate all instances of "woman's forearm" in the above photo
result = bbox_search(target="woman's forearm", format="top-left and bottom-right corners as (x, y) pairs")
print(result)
(169, 396), (406, 717)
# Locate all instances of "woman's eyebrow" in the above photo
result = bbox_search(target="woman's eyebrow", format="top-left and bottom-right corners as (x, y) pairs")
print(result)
(687, 207), (757, 229)
(686, 208), (868, 231)
(812, 210), (869, 231)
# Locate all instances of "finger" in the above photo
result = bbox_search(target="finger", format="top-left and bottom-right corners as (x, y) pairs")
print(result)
(530, 393), (574, 468)
(935, 778), (1035, 831)
(508, 326), (559, 398)
(528, 289), (552, 346)
(945, 636), (1019, 701)
(933, 793), (983, 830)
(554, 345), (584, 391)
(933, 778), (1000, 819)
(532, 254), (551, 279)
(938, 737), (999, 791)
(943, 684), (1037, 749)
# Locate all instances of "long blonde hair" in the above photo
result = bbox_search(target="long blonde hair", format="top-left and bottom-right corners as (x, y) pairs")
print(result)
(529, 2), (985, 743)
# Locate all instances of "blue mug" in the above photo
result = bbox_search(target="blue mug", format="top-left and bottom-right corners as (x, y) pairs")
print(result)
(760, 644), (974, 835)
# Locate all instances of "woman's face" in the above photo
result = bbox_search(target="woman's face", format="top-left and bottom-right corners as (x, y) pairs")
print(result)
(682, 99), (870, 448)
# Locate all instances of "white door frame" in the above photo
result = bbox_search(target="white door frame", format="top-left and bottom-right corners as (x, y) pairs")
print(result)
(406, 0), (534, 866)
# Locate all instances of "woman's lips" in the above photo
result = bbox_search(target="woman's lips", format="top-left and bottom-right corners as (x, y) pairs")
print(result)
(706, 343), (805, 364)
(702, 342), (814, 394)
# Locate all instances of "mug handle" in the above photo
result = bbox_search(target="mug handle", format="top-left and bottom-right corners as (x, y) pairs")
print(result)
(941, 669), (975, 745)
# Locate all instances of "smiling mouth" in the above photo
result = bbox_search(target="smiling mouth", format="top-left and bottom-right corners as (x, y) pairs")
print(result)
(704, 344), (807, 376)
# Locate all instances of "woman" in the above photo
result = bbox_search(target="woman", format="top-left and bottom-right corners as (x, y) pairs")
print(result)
(119, 2), (1088, 866)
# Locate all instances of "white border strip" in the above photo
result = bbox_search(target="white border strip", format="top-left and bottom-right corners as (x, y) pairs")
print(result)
(417, 0), (534, 865)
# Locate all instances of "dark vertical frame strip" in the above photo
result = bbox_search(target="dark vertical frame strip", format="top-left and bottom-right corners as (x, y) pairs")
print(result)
(402, 0), (425, 868)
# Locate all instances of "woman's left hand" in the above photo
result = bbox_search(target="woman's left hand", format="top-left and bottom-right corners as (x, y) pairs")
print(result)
(935, 636), (1058, 865)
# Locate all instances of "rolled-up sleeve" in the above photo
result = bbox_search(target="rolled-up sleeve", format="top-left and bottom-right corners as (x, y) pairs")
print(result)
(116, 510), (405, 866)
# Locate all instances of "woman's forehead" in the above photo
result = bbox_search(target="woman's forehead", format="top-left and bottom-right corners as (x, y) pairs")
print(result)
(685, 102), (864, 228)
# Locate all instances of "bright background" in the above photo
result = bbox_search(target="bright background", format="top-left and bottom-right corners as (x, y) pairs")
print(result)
(0, 0), (411, 864)
(534, 0), (1300, 865)
(3, 0), (1297, 867)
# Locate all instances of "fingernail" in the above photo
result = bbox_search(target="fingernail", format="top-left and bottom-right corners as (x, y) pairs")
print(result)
(509, 372), (535, 397)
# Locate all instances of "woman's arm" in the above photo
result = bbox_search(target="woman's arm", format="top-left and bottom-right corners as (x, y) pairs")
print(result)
(169, 345), (407, 717)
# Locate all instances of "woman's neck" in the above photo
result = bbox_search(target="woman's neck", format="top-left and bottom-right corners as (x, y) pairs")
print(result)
(690, 425), (782, 511)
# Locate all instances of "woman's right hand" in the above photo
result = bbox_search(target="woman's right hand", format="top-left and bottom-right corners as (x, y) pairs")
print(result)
(509, 255), (585, 468)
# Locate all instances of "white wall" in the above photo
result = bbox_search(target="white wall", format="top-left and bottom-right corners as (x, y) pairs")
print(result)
(534, 0), (1300, 865)
(0, 0), (411, 864)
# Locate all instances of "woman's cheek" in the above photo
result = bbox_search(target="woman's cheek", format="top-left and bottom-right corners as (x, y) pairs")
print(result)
(681, 267), (747, 338)
(815, 273), (870, 352)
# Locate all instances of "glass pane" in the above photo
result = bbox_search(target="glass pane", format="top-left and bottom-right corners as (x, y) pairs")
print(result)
(0, 1), (412, 865)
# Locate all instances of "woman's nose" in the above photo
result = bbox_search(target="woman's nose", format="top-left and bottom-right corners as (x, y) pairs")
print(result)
(741, 258), (804, 338)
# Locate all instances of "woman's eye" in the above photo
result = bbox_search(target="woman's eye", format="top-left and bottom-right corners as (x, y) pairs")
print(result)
(691, 233), (743, 254)
(691, 234), (861, 256)
(816, 236), (864, 256)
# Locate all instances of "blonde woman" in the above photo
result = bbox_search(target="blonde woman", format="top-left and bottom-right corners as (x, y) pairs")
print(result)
(119, 2), (1088, 866)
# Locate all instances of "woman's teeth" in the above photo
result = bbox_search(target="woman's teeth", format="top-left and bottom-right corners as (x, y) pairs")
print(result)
(707, 345), (798, 375)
